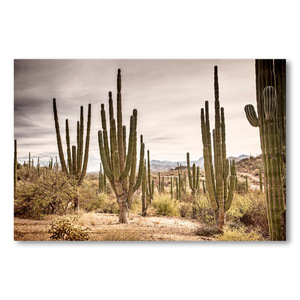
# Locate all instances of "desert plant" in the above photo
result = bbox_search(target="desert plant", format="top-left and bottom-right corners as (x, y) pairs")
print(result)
(153, 195), (178, 216)
(186, 152), (200, 217)
(14, 169), (78, 218)
(99, 163), (106, 193)
(244, 59), (286, 240)
(14, 139), (17, 192)
(259, 166), (263, 192)
(49, 215), (90, 241)
(200, 66), (236, 231)
(53, 98), (91, 185)
(98, 69), (144, 223)
(214, 225), (265, 241)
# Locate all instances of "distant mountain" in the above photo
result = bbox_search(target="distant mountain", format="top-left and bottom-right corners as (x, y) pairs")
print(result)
(150, 155), (249, 172)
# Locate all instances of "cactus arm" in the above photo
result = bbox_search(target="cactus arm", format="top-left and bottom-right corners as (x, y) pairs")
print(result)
(117, 69), (125, 174)
(77, 106), (84, 175)
(244, 104), (259, 127)
(263, 86), (277, 122)
(120, 115), (134, 180)
(110, 118), (117, 173)
(123, 125), (127, 161)
(101, 103), (112, 170)
(133, 135), (145, 192)
(225, 160), (236, 211)
(72, 145), (77, 175)
(53, 98), (67, 173)
(78, 103), (91, 185)
(186, 152), (193, 191)
(98, 130), (114, 181)
(203, 147), (218, 211)
(65, 119), (72, 173)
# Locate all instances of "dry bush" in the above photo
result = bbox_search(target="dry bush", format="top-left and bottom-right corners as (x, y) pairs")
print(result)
(153, 195), (178, 216)
(101, 229), (143, 241)
(214, 225), (265, 241)
(14, 169), (77, 218)
(48, 215), (90, 241)
(194, 224), (220, 237)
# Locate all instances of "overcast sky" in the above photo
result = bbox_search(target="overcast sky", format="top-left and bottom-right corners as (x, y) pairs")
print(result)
(14, 59), (260, 172)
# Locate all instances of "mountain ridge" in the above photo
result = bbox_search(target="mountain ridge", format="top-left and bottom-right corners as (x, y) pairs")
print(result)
(150, 154), (250, 172)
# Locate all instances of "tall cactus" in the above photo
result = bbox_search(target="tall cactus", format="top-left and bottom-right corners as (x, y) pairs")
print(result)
(187, 153), (200, 195)
(259, 166), (263, 192)
(170, 177), (173, 199)
(14, 139), (17, 192)
(98, 69), (145, 223)
(244, 59), (286, 240)
(200, 66), (236, 231)
(187, 152), (200, 217)
(53, 99), (91, 185)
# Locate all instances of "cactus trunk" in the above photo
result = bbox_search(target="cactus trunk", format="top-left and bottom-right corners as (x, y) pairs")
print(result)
(200, 66), (236, 232)
(244, 59), (286, 240)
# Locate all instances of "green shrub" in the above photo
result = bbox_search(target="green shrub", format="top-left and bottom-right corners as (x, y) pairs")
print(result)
(49, 215), (90, 241)
(153, 195), (178, 216)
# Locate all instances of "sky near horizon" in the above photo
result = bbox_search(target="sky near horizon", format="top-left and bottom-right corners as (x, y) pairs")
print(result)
(14, 59), (260, 172)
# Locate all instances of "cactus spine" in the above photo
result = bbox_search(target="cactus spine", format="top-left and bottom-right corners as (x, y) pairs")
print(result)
(53, 99), (91, 185)
(244, 59), (286, 240)
(98, 69), (145, 223)
(14, 139), (17, 192)
(200, 66), (236, 231)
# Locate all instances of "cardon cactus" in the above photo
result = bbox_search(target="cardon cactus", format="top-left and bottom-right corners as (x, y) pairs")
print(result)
(244, 59), (286, 241)
(142, 160), (148, 217)
(98, 69), (145, 223)
(14, 139), (17, 192)
(53, 99), (91, 185)
(200, 66), (236, 231)
(147, 150), (153, 204)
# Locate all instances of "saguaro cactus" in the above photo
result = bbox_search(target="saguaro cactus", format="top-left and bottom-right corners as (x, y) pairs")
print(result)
(200, 66), (236, 231)
(244, 59), (286, 241)
(53, 99), (91, 185)
(98, 69), (145, 223)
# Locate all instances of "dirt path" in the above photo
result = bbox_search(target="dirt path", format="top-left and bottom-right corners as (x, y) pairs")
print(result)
(14, 213), (213, 241)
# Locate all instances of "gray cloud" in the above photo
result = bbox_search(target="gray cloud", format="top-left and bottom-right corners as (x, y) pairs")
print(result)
(14, 59), (260, 172)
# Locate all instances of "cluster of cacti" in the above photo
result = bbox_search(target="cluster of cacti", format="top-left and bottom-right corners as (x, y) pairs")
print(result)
(186, 153), (200, 195)
(53, 98), (91, 185)
(200, 66), (236, 231)
(98, 69), (145, 223)
(244, 59), (286, 240)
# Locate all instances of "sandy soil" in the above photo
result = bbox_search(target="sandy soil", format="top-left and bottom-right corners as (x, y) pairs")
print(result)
(14, 213), (213, 241)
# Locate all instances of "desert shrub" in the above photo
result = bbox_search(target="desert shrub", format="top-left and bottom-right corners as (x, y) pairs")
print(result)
(182, 193), (215, 224)
(129, 194), (142, 214)
(153, 195), (178, 216)
(101, 229), (142, 241)
(49, 215), (90, 241)
(79, 180), (101, 212)
(214, 225), (265, 241)
(236, 180), (248, 194)
(227, 191), (268, 237)
(14, 169), (78, 218)
(194, 224), (220, 237)
(100, 196), (119, 214)
(177, 202), (191, 217)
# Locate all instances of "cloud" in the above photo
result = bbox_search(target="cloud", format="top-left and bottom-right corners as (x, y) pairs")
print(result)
(14, 59), (261, 172)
